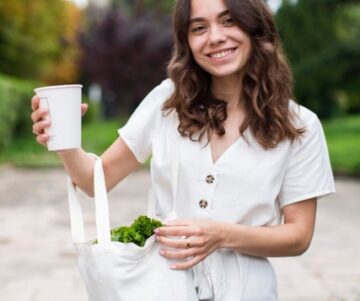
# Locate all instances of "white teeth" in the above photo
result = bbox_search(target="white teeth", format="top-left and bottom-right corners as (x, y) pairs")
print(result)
(210, 48), (235, 59)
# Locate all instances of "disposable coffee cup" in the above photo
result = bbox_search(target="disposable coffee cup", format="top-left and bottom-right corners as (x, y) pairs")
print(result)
(34, 84), (82, 151)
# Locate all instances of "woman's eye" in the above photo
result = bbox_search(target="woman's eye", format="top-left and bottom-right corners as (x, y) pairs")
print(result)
(191, 25), (206, 33)
(224, 17), (234, 25)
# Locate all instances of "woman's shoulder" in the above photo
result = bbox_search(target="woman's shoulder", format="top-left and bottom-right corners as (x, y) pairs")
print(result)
(128, 78), (176, 128)
(132, 78), (175, 118)
(289, 99), (319, 128)
(145, 78), (174, 106)
(158, 78), (175, 94)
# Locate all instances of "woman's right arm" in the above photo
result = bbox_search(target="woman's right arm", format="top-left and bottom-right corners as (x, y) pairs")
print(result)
(31, 95), (140, 197)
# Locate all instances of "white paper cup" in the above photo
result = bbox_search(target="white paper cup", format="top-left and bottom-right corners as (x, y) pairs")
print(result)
(34, 84), (82, 151)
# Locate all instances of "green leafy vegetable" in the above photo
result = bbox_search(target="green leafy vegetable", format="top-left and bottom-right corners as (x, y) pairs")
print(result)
(93, 215), (162, 247)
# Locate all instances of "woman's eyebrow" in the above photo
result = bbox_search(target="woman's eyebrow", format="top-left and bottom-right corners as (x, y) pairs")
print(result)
(218, 9), (231, 19)
(189, 9), (230, 24)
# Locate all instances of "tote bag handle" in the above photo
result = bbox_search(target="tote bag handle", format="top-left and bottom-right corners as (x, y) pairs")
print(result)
(67, 153), (111, 245)
(147, 128), (181, 220)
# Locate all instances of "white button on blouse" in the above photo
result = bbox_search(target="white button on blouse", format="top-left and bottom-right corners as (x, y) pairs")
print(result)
(118, 79), (336, 301)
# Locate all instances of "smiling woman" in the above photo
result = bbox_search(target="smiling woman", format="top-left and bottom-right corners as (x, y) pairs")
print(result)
(30, 0), (335, 300)
(164, 0), (299, 150)
(187, 4), (252, 79)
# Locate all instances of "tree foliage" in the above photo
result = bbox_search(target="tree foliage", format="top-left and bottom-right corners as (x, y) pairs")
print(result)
(79, 4), (173, 117)
(0, 74), (38, 151)
(43, 1), (84, 84)
(0, 0), (82, 83)
(113, 0), (173, 14)
(276, 0), (360, 117)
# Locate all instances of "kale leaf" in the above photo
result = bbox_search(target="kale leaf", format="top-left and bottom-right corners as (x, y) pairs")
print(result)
(108, 215), (162, 247)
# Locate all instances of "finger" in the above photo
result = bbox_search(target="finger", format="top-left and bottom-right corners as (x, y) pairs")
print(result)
(36, 134), (49, 145)
(81, 103), (88, 116)
(155, 226), (186, 236)
(33, 119), (51, 135)
(164, 219), (192, 227)
(156, 236), (187, 249)
(31, 108), (49, 123)
(160, 247), (204, 260)
(160, 248), (194, 260)
(155, 226), (200, 237)
(157, 235), (203, 249)
(31, 95), (40, 111)
(171, 254), (207, 270)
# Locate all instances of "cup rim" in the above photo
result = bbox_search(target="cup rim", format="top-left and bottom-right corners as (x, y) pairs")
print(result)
(34, 84), (83, 93)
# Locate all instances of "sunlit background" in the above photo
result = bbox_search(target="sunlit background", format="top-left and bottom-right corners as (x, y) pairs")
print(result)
(0, 0), (359, 300)
(0, 0), (358, 170)
(69, 0), (283, 10)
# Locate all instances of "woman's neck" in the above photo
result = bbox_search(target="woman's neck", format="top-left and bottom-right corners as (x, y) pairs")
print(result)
(211, 74), (244, 112)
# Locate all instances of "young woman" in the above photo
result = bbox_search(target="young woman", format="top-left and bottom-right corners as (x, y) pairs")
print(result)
(31, 0), (335, 299)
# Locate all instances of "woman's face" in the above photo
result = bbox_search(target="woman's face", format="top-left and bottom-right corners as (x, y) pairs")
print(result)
(187, 0), (251, 80)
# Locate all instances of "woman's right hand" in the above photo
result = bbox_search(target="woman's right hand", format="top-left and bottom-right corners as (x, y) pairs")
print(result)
(31, 95), (89, 146)
(31, 95), (50, 146)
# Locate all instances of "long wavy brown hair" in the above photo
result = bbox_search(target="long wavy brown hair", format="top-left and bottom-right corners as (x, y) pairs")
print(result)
(162, 0), (305, 149)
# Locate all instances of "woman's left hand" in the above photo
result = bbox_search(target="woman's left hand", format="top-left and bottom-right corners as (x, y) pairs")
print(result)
(154, 219), (223, 270)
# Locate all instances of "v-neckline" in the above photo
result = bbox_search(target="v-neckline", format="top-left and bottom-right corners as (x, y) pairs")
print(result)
(207, 135), (242, 166)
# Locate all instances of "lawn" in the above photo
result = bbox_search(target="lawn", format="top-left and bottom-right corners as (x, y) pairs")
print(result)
(322, 115), (360, 176)
(1, 115), (359, 176)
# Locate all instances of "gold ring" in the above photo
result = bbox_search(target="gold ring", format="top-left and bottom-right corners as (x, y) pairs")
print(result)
(185, 238), (190, 249)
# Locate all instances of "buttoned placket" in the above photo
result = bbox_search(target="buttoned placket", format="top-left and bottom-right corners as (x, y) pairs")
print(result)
(198, 167), (218, 217)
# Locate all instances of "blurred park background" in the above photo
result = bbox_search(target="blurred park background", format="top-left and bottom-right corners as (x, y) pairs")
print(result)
(0, 0), (359, 175)
(0, 1), (360, 301)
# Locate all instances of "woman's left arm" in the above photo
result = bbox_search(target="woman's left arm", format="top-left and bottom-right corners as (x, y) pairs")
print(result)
(155, 198), (317, 270)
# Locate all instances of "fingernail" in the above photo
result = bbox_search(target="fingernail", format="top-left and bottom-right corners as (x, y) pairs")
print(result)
(154, 229), (159, 234)
(170, 264), (177, 269)
(159, 250), (165, 255)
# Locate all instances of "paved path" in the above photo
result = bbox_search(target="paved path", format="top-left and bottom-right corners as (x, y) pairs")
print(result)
(0, 166), (359, 301)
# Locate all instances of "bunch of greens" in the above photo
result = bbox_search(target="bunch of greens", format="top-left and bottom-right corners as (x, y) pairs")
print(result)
(94, 216), (162, 247)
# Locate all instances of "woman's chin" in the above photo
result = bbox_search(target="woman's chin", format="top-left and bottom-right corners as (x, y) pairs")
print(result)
(207, 68), (244, 80)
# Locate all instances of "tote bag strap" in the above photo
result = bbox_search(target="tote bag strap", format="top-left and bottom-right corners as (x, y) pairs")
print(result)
(147, 123), (181, 219)
(171, 132), (180, 212)
(67, 178), (85, 243)
(67, 153), (111, 245)
(93, 154), (111, 244)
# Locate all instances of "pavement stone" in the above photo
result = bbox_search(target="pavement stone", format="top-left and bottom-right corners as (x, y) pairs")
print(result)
(0, 166), (359, 301)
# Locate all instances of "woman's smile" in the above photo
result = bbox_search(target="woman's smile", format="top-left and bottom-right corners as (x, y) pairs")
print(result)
(187, 0), (251, 79)
(207, 47), (238, 61)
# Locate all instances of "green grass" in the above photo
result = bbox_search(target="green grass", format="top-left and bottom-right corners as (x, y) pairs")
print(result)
(1, 115), (359, 176)
(322, 115), (360, 176)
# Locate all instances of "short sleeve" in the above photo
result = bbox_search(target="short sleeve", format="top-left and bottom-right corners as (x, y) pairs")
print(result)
(278, 117), (336, 208)
(118, 79), (174, 163)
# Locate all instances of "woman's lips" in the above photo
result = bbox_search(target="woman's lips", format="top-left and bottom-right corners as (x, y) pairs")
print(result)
(207, 47), (237, 60)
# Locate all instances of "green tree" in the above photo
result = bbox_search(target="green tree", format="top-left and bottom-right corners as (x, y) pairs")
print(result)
(43, 1), (84, 84)
(112, 0), (173, 14)
(276, 0), (360, 117)
(0, 0), (82, 83)
(79, 4), (172, 117)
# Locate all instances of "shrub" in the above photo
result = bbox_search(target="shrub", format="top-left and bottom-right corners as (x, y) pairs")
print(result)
(0, 73), (101, 154)
(0, 74), (38, 152)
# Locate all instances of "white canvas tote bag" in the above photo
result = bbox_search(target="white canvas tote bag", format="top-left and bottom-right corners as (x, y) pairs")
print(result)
(67, 153), (198, 301)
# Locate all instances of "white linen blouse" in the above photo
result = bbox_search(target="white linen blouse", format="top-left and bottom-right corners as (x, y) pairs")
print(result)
(118, 79), (336, 301)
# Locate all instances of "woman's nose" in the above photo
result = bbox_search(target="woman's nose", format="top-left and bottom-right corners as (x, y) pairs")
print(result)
(208, 25), (226, 45)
